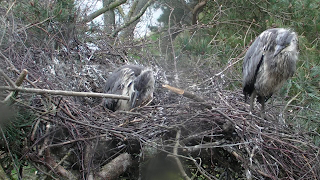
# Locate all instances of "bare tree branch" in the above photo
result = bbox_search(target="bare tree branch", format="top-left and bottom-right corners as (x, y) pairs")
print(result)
(0, 86), (130, 100)
(192, 0), (208, 24)
(3, 69), (28, 105)
(83, 0), (127, 23)
(111, 0), (154, 37)
(127, 0), (139, 20)
(162, 84), (206, 102)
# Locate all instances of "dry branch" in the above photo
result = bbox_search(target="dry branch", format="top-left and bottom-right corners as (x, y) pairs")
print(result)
(171, 129), (191, 180)
(162, 84), (206, 102)
(162, 84), (234, 123)
(0, 68), (18, 88)
(0, 86), (130, 100)
(2, 69), (28, 105)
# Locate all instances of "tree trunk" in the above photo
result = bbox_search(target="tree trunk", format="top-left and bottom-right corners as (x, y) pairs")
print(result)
(119, 0), (150, 40)
(103, 0), (116, 35)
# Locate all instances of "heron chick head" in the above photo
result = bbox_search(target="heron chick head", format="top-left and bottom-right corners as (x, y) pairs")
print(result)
(131, 70), (155, 108)
(273, 29), (298, 57)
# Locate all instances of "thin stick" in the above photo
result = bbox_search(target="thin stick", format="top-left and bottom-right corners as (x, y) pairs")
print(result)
(172, 129), (191, 180)
(3, 69), (28, 105)
(214, 44), (250, 77)
(0, 86), (130, 100)
(0, 68), (17, 88)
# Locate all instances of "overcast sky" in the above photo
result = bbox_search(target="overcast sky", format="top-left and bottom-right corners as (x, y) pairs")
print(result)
(78, 0), (162, 38)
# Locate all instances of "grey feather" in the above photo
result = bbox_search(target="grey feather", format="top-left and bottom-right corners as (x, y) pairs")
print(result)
(104, 65), (155, 111)
(242, 28), (298, 117)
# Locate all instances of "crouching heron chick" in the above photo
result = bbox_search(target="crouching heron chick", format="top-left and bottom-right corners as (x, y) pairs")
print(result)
(242, 28), (298, 118)
(104, 65), (155, 111)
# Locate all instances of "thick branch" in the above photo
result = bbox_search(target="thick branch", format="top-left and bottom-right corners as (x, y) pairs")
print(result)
(117, 6), (125, 18)
(111, 0), (154, 37)
(0, 86), (130, 100)
(192, 0), (208, 24)
(97, 153), (132, 179)
(127, 0), (139, 20)
(162, 84), (206, 102)
(83, 0), (127, 23)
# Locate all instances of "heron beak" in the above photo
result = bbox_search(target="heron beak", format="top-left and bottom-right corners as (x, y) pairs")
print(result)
(274, 45), (285, 57)
(131, 90), (140, 108)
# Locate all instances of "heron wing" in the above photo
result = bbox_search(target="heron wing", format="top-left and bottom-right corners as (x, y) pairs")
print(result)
(104, 67), (135, 111)
(120, 65), (143, 76)
(243, 36), (265, 93)
(243, 29), (278, 93)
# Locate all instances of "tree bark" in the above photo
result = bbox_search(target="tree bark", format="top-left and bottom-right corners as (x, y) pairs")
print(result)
(118, 0), (154, 39)
(82, 0), (126, 23)
(97, 153), (132, 180)
(103, 0), (116, 34)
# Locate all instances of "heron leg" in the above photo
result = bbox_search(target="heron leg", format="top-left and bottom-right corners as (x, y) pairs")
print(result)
(260, 97), (265, 119)
(250, 90), (257, 112)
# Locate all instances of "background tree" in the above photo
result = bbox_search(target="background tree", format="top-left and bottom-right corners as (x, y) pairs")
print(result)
(84, 0), (154, 39)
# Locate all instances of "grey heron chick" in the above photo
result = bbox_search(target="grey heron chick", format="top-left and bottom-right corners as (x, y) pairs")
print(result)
(104, 65), (155, 111)
(242, 28), (298, 117)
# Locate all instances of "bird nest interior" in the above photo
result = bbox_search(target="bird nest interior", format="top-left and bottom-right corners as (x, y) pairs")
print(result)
(0, 44), (319, 180)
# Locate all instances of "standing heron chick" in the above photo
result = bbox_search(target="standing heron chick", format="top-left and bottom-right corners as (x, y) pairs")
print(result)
(242, 28), (298, 117)
(104, 65), (155, 111)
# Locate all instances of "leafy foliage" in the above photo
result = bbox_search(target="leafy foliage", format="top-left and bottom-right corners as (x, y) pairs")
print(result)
(12, 0), (76, 48)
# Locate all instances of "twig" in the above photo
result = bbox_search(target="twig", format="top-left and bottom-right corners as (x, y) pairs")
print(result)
(54, 149), (73, 169)
(0, 86), (130, 100)
(44, 148), (77, 179)
(47, 134), (111, 148)
(214, 41), (252, 77)
(3, 69), (28, 105)
(38, 122), (51, 156)
(223, 146), (273, 179)
(244, 19), (255, 49)
(191, 157), (217, 180)
(0, 68), (17, 87)
(172, 129), (191, 180)
(163, 84), (234, 123)
(279, 91), (301, 123)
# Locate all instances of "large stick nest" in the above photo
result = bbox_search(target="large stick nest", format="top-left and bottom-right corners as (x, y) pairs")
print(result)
(1, 36), (319, 180)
